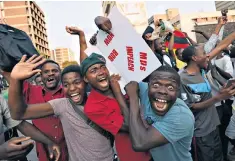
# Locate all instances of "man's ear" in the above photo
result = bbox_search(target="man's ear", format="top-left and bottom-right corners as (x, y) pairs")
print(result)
(191, 55), (197, 62)
(84, 76), (88, 83)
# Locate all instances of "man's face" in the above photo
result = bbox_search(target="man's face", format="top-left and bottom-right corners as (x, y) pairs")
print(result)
(193, 45), (209, 70)
(35, 76), (44, 87)
(154, 39), (166, 53)
(84, 63), (110, 92)
(148, 71), (179, 116)
(41, 63), (61, 90)
(62, 72), (86, 104)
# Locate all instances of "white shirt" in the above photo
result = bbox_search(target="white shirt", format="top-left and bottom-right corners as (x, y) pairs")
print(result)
(163, 55), (172, 67)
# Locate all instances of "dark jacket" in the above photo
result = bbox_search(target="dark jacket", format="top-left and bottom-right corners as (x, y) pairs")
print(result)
(0, 24), (38, 71)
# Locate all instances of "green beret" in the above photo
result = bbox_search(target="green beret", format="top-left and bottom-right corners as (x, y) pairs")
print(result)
(81, 53), (106, 76)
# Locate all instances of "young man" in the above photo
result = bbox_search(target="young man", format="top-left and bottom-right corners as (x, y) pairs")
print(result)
(66, 25), (151, 161)
(1, 57), (68, 161)
(8, 55), (114, 161)
(122, 66), (194, 161)
(0, 95), (60, 160)
(80, 53), (151, 161)
(180, 31), (235, 161)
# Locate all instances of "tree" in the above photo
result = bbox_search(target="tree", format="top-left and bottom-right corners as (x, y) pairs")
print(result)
(62, 61), (78, 68)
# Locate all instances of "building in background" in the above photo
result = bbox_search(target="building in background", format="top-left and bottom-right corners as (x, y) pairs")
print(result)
(102, 1), (148, 34)
(51, 48), (75, 69)
(215, 1), (235, 11)
(0, 1), (50, 58)
(149, 8), (235, 43)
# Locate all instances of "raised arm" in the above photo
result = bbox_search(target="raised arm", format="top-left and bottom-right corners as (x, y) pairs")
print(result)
(191, 30), (210, 40)
(183, 32), (197, 46)
(66, 26), (88, 63)
(125, 82), (169, 151)
(9, 55), (55, 120)
(168, 32), (176, 60)
(209, 31), (235, 60)
(203, 16), (227, 54)
(110, 74), (129, 132)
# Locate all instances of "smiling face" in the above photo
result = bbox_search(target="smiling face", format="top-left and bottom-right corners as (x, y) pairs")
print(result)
(148, 70), (179, 116)
(41, 63), (61, 91)
(154, 38), (166, 54)
(84, 63), (110, 92)
(62, 72), (86, 104)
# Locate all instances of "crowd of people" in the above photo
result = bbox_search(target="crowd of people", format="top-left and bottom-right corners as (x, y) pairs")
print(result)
(1, 12), (235, 161)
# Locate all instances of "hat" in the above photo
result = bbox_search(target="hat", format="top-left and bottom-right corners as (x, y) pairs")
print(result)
(81, 53), (106, 76)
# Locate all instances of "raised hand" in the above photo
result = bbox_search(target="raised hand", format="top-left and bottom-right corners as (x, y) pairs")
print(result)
(0, 137), (34, 160)
(110, 74), (121, 93)
(89, 32), (98, 45)
(125, 81), (139, 96)
(218, 16), (227, 25)
(11, 55), (46, 80)
(65, 26), (84, 35)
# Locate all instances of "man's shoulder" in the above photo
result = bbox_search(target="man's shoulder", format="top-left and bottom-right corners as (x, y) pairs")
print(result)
(168, 99), (194, 121)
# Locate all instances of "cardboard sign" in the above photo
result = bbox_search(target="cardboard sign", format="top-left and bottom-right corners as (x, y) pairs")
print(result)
(86, 6), (161, 85)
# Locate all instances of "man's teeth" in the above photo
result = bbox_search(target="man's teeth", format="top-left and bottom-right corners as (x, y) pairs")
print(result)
(156, 98), (167, 103)
(71, 93), (79, 97)
(100, 78), (106, 81)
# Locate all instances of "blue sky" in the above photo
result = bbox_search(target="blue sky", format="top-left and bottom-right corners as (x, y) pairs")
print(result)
(37, 1), (216, 61)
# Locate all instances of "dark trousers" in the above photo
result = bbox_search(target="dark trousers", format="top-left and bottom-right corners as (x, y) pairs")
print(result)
(217, 100), (235, 160)
(192, 128), (223, 161)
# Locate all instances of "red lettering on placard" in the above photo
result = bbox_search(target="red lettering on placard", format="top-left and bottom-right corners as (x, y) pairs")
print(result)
(140, 52), (147, 71)
(126, 46), (134, 71)
(108, 49), (119, 62)
(104, 32), (114, 46)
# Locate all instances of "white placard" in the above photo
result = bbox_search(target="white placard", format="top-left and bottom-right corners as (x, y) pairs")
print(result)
(85, 6), (161, 86)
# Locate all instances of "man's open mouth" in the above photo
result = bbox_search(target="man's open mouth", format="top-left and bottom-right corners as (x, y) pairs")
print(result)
(153, 98), (169, 112)
(97, 77), (109, 87)
(47, 77), (55, 84)
(70, 93), (81, 102)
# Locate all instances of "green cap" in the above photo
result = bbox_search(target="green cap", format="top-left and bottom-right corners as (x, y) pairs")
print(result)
(81, 53), (106, 76)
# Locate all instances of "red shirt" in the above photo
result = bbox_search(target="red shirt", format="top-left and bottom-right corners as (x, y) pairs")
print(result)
(84, 89), (151, 161)
(23, 81), (68, 161)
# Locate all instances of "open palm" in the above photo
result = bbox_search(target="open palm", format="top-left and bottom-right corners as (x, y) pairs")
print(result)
(11, 55), (46, 80)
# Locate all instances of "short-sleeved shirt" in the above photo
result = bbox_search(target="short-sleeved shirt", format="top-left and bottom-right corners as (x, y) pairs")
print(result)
(49, 98), (113, 161)
(84, 89), (151, 161)
(180, 70), (220, 137)
(0, 95), (21, 134)
(139, 82), (194, 161)
(23, 81), (68, 161)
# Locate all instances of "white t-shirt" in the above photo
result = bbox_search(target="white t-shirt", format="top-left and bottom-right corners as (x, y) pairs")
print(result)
(163, 55), (172, 67)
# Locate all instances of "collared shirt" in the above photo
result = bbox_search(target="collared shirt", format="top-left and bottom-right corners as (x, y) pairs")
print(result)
(23, 81), (68, 161)
(84, 89), (151, 161)
(139, 82), (194, 161)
